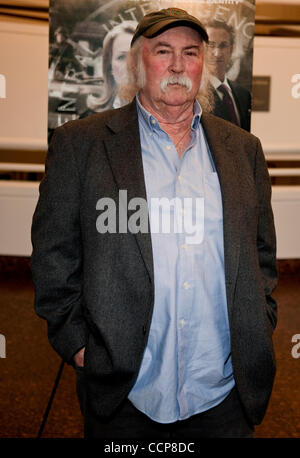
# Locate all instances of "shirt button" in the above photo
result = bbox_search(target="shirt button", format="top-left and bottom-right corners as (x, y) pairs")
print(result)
(151, 119), (156, 124)
(183, 244), (188, 250)
(166, 145), (171, 150)
(149, 132), (153, 136)
(178, 175), (182, 181)
(183, 281), (189, 289)
(180, 319), (185, 327)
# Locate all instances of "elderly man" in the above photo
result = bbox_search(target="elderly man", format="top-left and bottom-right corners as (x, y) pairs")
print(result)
(31, 8), (277, 439)
(205, 20), (252, 131)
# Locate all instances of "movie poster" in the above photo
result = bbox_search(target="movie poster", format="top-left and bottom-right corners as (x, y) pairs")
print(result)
(48, 0), (255, 137)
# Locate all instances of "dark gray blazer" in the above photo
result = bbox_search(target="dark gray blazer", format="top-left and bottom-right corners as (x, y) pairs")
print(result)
(31, 99), (277, 426)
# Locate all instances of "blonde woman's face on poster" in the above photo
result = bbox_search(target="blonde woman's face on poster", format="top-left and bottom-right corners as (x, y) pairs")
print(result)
(111, 31), (133, 85)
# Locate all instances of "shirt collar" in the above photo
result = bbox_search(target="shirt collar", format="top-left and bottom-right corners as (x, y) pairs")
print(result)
(136, 93), (157, 131)
(210, 75), (232, 93)
(136, 92), (202, 132)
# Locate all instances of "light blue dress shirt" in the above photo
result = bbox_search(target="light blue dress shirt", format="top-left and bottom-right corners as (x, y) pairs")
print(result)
(128, 96), (235, 423)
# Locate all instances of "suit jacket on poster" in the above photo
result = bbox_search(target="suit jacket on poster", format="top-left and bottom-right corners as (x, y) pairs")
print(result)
(31, 99), (277, 426)
(212, 79), (252, 131)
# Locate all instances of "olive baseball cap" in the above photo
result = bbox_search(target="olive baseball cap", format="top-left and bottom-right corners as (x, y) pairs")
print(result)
(131, 8), (208, 47)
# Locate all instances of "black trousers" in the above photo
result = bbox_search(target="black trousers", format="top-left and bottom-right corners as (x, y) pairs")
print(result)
(76, 367), (254, 439)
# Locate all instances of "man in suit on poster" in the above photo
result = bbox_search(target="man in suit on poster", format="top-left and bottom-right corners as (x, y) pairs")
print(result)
(31, 8), (277, 439)
(205, 20), (252, 131)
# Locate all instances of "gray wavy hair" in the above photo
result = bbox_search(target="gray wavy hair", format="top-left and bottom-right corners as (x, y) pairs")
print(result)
(118, 36), (215, 112)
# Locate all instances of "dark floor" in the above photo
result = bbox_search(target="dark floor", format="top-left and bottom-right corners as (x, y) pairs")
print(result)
(0, 258), (300, 438)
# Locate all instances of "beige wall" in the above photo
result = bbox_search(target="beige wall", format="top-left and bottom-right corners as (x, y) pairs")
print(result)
(252, 36), (300, 157)
(0, 17), (48, 152)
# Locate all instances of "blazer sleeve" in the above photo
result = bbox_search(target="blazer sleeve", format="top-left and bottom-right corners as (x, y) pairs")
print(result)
(254, 137), (278, 329)
(31, 125), (89, 364)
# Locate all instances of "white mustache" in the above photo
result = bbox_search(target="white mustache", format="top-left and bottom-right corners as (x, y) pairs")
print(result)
(160, 75), (193, 93)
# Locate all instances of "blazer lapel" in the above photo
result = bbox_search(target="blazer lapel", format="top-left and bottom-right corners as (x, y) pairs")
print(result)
(103, 100), (154, 282)
(201, 113), (242, 317)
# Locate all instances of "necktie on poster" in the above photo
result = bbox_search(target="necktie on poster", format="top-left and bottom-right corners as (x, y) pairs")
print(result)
(218, 84), (240, 126)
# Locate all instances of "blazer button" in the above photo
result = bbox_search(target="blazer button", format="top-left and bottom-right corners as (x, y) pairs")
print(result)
(142, 325), (147, 335)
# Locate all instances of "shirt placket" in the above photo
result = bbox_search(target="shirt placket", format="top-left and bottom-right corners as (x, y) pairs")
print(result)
(174, 132), (199, 419)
